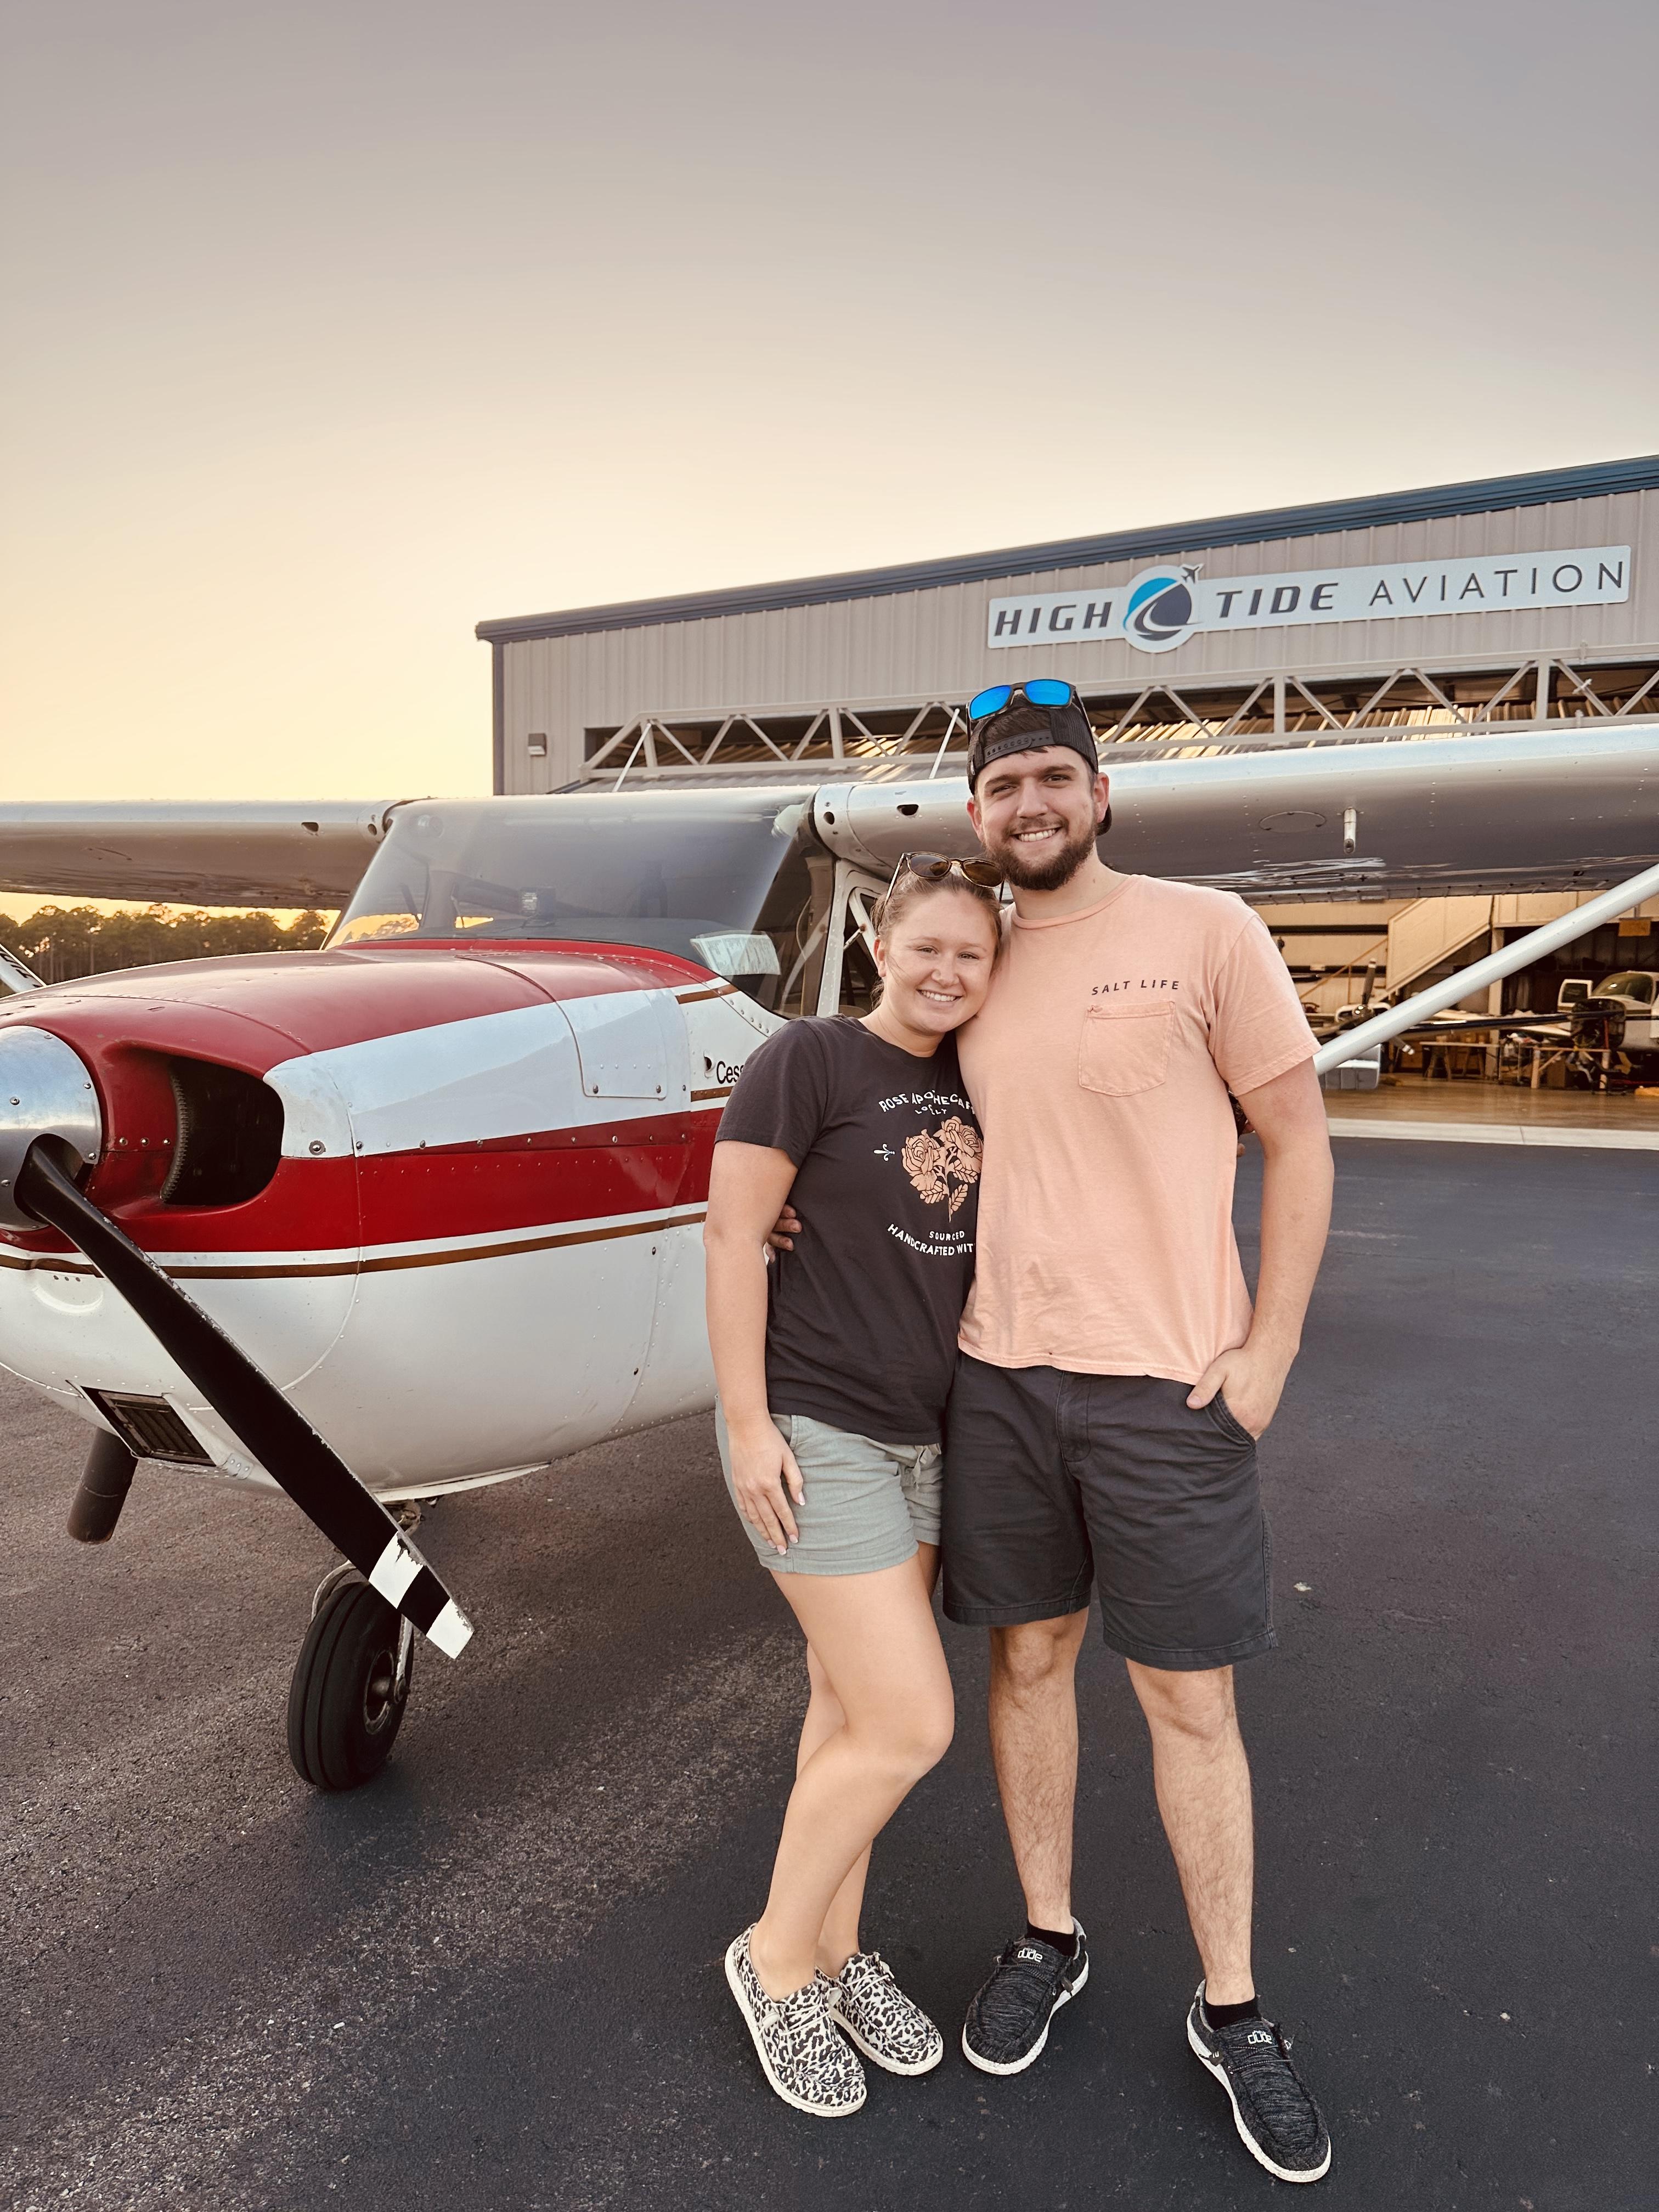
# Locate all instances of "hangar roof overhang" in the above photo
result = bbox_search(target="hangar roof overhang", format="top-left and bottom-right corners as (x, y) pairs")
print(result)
(476, 453), (1659, 648)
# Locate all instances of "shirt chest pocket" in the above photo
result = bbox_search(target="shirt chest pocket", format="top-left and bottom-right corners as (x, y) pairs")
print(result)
(1079, 1003), (1174, 1096)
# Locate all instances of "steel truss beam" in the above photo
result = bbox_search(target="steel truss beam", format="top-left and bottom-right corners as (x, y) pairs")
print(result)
(580, 646), (1659, 788)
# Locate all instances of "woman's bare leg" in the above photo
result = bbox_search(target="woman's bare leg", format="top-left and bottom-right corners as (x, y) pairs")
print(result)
(803, 1544), (939, 1976)
(748, 1548), (952, 2000)
(795, 1648), (862, 1976)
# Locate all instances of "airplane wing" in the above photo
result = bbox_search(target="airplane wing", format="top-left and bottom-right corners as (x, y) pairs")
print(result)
(1, 716), (1656, 913)
(810, 720), (1659, 899)
(0, 801), (404, 908)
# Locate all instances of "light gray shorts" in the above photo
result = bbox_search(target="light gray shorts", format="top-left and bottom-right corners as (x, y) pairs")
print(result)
(715, 1406), (943, 1577)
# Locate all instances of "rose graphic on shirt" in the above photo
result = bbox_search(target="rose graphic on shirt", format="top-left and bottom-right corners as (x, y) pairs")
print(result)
(902, 1117), (982, 1218)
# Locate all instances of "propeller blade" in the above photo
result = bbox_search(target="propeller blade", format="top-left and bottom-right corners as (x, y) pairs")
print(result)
(15, 1142), (472, 1657)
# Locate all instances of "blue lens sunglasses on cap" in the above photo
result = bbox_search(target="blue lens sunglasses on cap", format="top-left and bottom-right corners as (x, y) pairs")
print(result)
(964, 675), (1110, 830)
(967, 677), (1083, 727)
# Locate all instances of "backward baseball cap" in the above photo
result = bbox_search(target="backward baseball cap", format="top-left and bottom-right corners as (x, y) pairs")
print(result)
(967, 700), (1111, 832)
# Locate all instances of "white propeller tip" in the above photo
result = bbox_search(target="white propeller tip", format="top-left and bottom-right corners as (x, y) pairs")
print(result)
(425, 1600), (472, 1658)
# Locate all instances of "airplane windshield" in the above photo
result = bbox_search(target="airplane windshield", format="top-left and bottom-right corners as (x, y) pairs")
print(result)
(1599, 970), (1654, 1003)
(330, 789), (817, 1004)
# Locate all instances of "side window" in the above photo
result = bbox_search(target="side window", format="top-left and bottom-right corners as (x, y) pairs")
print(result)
(825, 872), (884, 1017)
(836, 932), (881, 1016)
(736, 845), (878, 1021)
(747, 842), (817, 1015)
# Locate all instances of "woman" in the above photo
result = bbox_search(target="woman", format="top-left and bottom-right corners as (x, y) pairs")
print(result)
(704, 857), (1003, 2117)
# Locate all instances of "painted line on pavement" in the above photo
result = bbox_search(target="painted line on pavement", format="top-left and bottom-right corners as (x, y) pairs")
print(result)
(1328, 1118), (1659, 1151)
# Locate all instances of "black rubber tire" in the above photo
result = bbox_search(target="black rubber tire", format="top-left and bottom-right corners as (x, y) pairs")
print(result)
(286, 1576), (412, 1790)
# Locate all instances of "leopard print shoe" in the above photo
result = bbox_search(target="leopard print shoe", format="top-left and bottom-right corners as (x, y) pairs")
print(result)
(725, 1926), (867, 2117)
(820, 1950), (944, 2076)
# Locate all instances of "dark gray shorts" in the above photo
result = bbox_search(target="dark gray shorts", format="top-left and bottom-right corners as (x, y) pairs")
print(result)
(941, 1355), (1275, 1672)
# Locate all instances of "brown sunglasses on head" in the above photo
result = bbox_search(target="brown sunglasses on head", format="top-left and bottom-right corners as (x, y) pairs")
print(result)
(888, 849), (1005, 895)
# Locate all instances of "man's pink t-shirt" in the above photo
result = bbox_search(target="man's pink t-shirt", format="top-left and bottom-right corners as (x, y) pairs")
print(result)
(956, 873), (1317, 1386)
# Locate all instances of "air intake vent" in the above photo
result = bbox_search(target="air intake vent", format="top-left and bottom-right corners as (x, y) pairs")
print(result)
(162, 1058), (284, 1207)
(83, 1389), (213, 1464)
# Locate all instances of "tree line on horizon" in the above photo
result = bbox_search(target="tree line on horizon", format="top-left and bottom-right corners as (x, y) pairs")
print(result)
(0, 905), (334, 983)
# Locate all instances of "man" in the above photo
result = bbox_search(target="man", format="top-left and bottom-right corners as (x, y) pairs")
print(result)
(941, 679), (1335, 2183)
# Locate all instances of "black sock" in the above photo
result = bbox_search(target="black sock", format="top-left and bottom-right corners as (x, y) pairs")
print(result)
(1024, 1919), (1076, 1956)
(1203, 1993), (1262, 2028)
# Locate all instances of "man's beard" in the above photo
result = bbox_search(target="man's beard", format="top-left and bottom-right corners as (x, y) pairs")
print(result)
(988, 817), (1101, 893)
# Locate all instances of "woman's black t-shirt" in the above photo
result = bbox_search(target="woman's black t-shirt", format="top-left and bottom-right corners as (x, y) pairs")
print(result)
(715, 1018), (981, 1445)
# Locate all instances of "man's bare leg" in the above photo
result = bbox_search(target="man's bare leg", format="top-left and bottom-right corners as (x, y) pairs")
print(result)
(986, 1610), (1091, 1928)
(1127, 1659), (1255, 2004)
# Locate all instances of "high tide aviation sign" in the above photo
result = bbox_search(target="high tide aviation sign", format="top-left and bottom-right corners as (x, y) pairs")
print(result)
(986, 545), (1631, 656)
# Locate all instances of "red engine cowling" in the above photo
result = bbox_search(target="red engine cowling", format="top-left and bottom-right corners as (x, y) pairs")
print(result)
(0, 938), (730, 1489)
(0, 939), (710, 1260)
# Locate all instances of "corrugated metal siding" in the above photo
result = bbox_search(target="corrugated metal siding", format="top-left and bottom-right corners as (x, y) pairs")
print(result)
(478, 455), (1659, 642)
(500, 487), (1659, 791)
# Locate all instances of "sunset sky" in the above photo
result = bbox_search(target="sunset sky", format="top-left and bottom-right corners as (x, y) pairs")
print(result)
(5, 0), (1656, 810)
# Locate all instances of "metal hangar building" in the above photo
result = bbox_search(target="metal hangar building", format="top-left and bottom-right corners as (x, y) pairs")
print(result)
(478, 453), (1659, 797)
(476, 454), (1659, 1022)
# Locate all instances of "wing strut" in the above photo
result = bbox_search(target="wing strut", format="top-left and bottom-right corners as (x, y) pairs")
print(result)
(1314, 857), (1659, 1075)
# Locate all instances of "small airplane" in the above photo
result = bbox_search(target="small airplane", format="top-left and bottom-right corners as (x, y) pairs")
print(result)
(2, 718), (1656, 1790)
(1312, 967), (1659, 1088)
(0, 943), (43, 998)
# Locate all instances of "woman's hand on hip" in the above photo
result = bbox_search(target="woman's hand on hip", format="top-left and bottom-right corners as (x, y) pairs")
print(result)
(765, 1203), (803, 1254)
(729, 1417), (806, 1556)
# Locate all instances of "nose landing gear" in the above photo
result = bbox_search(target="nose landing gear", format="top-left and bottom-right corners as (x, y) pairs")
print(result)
(66, 1430), (139, 1544)
(287, 1570), (416, 1790)
(286, 1501), (428, 1790)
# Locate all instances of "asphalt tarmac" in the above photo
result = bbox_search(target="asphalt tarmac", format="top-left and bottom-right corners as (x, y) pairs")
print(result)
(5, 1141), (1655, 2211)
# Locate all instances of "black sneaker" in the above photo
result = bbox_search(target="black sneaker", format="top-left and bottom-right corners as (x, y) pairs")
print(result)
(1186, 1984), (1332, 2183)
(961, 1921), (1088, 2074)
